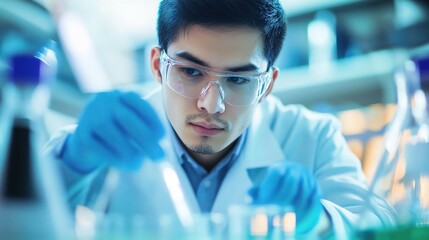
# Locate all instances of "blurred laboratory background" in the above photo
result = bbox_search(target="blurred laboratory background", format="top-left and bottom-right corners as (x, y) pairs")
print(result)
(1, 0), (429, 183)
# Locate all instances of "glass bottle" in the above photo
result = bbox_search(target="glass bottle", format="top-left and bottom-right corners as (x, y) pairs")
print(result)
(307, 10), (337, 74)
(0, 50), (74, 239)
(90, 138), (196, 239)
(354, 51), (429, 239)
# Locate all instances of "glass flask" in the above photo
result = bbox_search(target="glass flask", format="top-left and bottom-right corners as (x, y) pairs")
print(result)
(228, 204), (297, 240)
(354, 51), (429, 239)
(84, 138), (196, 240)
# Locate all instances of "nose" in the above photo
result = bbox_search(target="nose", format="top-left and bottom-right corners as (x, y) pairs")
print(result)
(197, 81), (226, 114)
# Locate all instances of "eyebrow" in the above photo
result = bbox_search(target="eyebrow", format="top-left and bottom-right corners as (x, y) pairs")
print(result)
(175, 51), (259, 72)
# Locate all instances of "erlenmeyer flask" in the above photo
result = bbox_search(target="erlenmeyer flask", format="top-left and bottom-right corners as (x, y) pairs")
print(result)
(91, 138), (195, 239)
(354, 51), (429, 239)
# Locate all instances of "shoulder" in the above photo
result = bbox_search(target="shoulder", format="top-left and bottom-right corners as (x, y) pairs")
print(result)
(258, 97), (350, 172)
(258, 95), (341, 133)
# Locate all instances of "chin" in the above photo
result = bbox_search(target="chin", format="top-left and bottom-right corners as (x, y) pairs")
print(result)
(189, 145), (215, 154)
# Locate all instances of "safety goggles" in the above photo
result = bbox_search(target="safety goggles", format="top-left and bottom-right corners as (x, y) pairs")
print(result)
(159, 50), (272, 107)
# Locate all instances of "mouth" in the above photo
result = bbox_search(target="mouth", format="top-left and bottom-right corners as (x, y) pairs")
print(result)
(189, 122), (225, 136)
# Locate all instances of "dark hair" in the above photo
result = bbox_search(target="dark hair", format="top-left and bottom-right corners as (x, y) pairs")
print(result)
(157, 0), (287, 67)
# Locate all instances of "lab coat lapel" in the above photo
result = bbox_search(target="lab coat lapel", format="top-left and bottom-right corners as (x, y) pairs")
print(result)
(164, 143), (201, 213)
(211, 106), (286, 214)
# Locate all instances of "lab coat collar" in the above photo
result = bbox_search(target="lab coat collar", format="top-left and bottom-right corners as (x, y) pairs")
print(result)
(211, 103), (286, 214)
(240, 105), (286, 169)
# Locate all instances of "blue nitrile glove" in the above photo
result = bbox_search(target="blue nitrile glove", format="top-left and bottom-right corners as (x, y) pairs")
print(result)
(61, 90), (165, 173)
(248, 161), (323, 234)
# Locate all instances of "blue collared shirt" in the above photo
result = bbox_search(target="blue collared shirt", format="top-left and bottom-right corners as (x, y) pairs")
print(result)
(170, 128), (247, 212)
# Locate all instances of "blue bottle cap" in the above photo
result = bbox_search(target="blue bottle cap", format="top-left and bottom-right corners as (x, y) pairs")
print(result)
(414, 56), (429, 90)
(8, 55), (46, 84)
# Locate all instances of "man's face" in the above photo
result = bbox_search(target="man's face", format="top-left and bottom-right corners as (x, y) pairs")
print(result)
(151, 25), (276, 155)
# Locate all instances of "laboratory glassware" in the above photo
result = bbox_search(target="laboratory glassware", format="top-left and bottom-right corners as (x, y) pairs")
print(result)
(0, 49), (74, 239)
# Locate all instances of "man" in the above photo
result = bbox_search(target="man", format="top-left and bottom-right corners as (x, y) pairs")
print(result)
(45, 0), (394, 238)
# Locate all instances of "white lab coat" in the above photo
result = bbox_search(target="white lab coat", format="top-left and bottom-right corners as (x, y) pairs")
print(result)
(44, 88), (394, 238)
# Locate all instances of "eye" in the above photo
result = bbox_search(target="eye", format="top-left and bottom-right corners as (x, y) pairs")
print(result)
(180, 67), (202, 77)
(227, 76), (250, 85)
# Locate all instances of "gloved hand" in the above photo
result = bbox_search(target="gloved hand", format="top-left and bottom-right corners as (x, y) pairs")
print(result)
(248, 161), (323, 234)
(61, 90), (165, 173)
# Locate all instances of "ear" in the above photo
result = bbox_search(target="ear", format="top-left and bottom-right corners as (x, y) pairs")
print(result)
(259, 67), (278, 102)
(150, 46), (162, 84)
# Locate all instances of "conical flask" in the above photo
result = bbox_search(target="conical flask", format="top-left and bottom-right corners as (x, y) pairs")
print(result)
(91, 137), (195, 239)
(354, 51), (429, 239)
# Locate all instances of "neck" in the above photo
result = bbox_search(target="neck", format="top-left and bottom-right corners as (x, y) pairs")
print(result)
(186, 141), (237, 172)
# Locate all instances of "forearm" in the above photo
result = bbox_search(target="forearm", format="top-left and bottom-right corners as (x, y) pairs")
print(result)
(43, 127), (106, 210)
(58, 160), (107, 210)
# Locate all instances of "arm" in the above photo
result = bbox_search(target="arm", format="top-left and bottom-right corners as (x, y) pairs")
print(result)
(285, 105), (396, 233)
(43, 125), (107, 210)
(314, 117), (396, 235)
(43, 90), (166, 211)
(248, 100), (395, 238)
